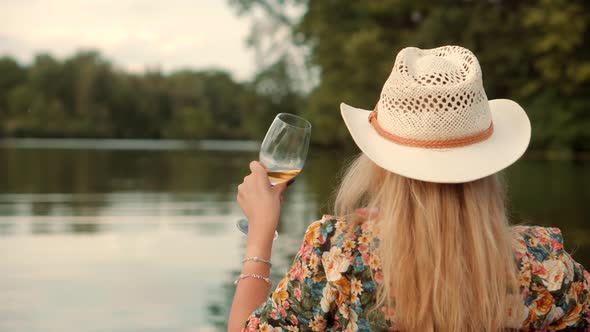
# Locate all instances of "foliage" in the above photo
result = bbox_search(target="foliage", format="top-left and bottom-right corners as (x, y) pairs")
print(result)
(1, 1), (588, 151)
(230, 0), (590, 151)
(0, 51), (295, 140)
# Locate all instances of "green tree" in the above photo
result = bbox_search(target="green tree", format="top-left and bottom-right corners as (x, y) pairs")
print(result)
(230, 0), (590, 151)
(243, 57), (303, 140)
(0, 56), (27, 136)
(163, 106), (213, 139)
(0, 51), (281, 140)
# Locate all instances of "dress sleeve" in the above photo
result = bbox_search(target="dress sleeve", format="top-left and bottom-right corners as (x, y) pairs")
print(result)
(243, 217), (337, 331)
(513, 226), (590, 331)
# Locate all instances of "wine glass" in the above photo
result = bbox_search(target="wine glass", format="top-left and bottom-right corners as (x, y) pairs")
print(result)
(236, 113), (312, 238)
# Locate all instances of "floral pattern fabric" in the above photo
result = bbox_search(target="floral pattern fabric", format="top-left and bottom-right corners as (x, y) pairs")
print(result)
(510, 226), (590, 331)
(243, 210), (590, 331)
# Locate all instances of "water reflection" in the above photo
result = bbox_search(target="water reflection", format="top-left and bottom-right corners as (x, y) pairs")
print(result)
(0, 141), (588, 331)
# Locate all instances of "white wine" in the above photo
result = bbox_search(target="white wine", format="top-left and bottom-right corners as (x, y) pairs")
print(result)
(237, 112), (310, 239)
(267, 169), (301, 185)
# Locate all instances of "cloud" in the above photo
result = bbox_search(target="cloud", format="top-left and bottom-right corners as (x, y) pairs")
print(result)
(0, 0), (255, 79)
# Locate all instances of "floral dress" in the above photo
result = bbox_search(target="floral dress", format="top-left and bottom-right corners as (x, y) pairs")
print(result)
(243, 210), (590, 331)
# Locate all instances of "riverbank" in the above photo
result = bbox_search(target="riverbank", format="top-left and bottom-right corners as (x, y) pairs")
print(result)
(0, 138), (259, 152)
(1, 138), (588, 160)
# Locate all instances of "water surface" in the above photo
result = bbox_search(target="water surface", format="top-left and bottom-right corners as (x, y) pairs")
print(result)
(0, 140), (588, 331)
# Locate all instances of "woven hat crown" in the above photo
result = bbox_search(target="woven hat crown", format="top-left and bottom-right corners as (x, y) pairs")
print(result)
(374, 46), (492, 146)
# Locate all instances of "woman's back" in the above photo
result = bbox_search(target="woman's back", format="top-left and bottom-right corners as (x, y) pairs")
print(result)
(229, 46), (589, 331)
(244, 212), (590, 331)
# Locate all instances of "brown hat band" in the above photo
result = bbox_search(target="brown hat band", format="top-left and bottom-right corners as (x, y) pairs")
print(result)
(368, 106), (494, 149)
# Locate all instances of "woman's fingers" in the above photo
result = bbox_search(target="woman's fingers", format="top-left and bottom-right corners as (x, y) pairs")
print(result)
(248, 161), (272, 187)
(249, 161), (265, 174)
(241, 160), (289, 200)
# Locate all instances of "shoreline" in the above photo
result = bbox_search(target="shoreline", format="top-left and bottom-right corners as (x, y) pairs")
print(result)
(0, 138), (588, 160)
(0, 138), (259, 152)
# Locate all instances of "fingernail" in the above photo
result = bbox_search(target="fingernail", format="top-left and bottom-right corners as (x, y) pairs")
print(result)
(287, 178), (296, 187)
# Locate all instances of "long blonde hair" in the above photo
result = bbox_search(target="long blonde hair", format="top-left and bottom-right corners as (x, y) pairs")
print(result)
(334, 154), (518, 331)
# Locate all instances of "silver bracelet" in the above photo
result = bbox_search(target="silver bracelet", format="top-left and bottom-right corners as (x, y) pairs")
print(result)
(234, 273), (272, 286)
(242, 256), (272, 267)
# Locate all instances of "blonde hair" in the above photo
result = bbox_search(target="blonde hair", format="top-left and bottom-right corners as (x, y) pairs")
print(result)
(334, 154), (518, 331)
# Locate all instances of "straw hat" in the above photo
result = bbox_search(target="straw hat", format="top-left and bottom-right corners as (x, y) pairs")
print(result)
(341, 45), (531, 183)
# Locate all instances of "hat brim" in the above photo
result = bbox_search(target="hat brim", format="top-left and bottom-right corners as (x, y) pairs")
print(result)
(340, 99), (531, 183)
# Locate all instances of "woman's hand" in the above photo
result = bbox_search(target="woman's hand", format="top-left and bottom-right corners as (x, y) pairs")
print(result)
(237, 161), (288, 244)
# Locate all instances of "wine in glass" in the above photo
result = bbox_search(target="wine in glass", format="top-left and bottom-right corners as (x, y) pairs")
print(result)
(236, 113), (311, 238)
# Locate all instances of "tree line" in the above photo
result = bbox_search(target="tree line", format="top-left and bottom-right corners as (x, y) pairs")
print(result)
(1, 0), (589, 152)
(0, 51), (300, 141)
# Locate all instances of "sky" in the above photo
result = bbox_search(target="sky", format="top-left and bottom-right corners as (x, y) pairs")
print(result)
(0, 0), (256, 80)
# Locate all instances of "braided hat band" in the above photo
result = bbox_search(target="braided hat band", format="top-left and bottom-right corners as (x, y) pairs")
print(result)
(368, 106), (494, 149)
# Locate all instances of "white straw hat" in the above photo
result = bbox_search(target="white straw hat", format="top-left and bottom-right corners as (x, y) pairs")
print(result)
(341, 45), (531, 183)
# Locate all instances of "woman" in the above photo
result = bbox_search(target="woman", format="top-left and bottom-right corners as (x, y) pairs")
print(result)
(228, 46), (590, 331)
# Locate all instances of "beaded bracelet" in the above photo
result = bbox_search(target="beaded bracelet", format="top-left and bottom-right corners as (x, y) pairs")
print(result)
(234, 273), (272, 286)
(242, 256), (272, 267)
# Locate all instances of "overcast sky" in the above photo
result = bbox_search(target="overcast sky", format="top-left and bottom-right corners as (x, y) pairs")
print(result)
(0, 0), (256, 80)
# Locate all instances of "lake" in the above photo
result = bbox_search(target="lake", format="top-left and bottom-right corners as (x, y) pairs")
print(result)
(0, 140), (588, 331)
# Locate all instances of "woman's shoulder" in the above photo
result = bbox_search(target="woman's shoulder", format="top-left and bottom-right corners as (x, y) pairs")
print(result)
(509, 225), (590, 330)
(304, 209), (378, 249)
(302, 211), (381, 282)
(301, 214), (342, 249)
(510, 225), (566, 262)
